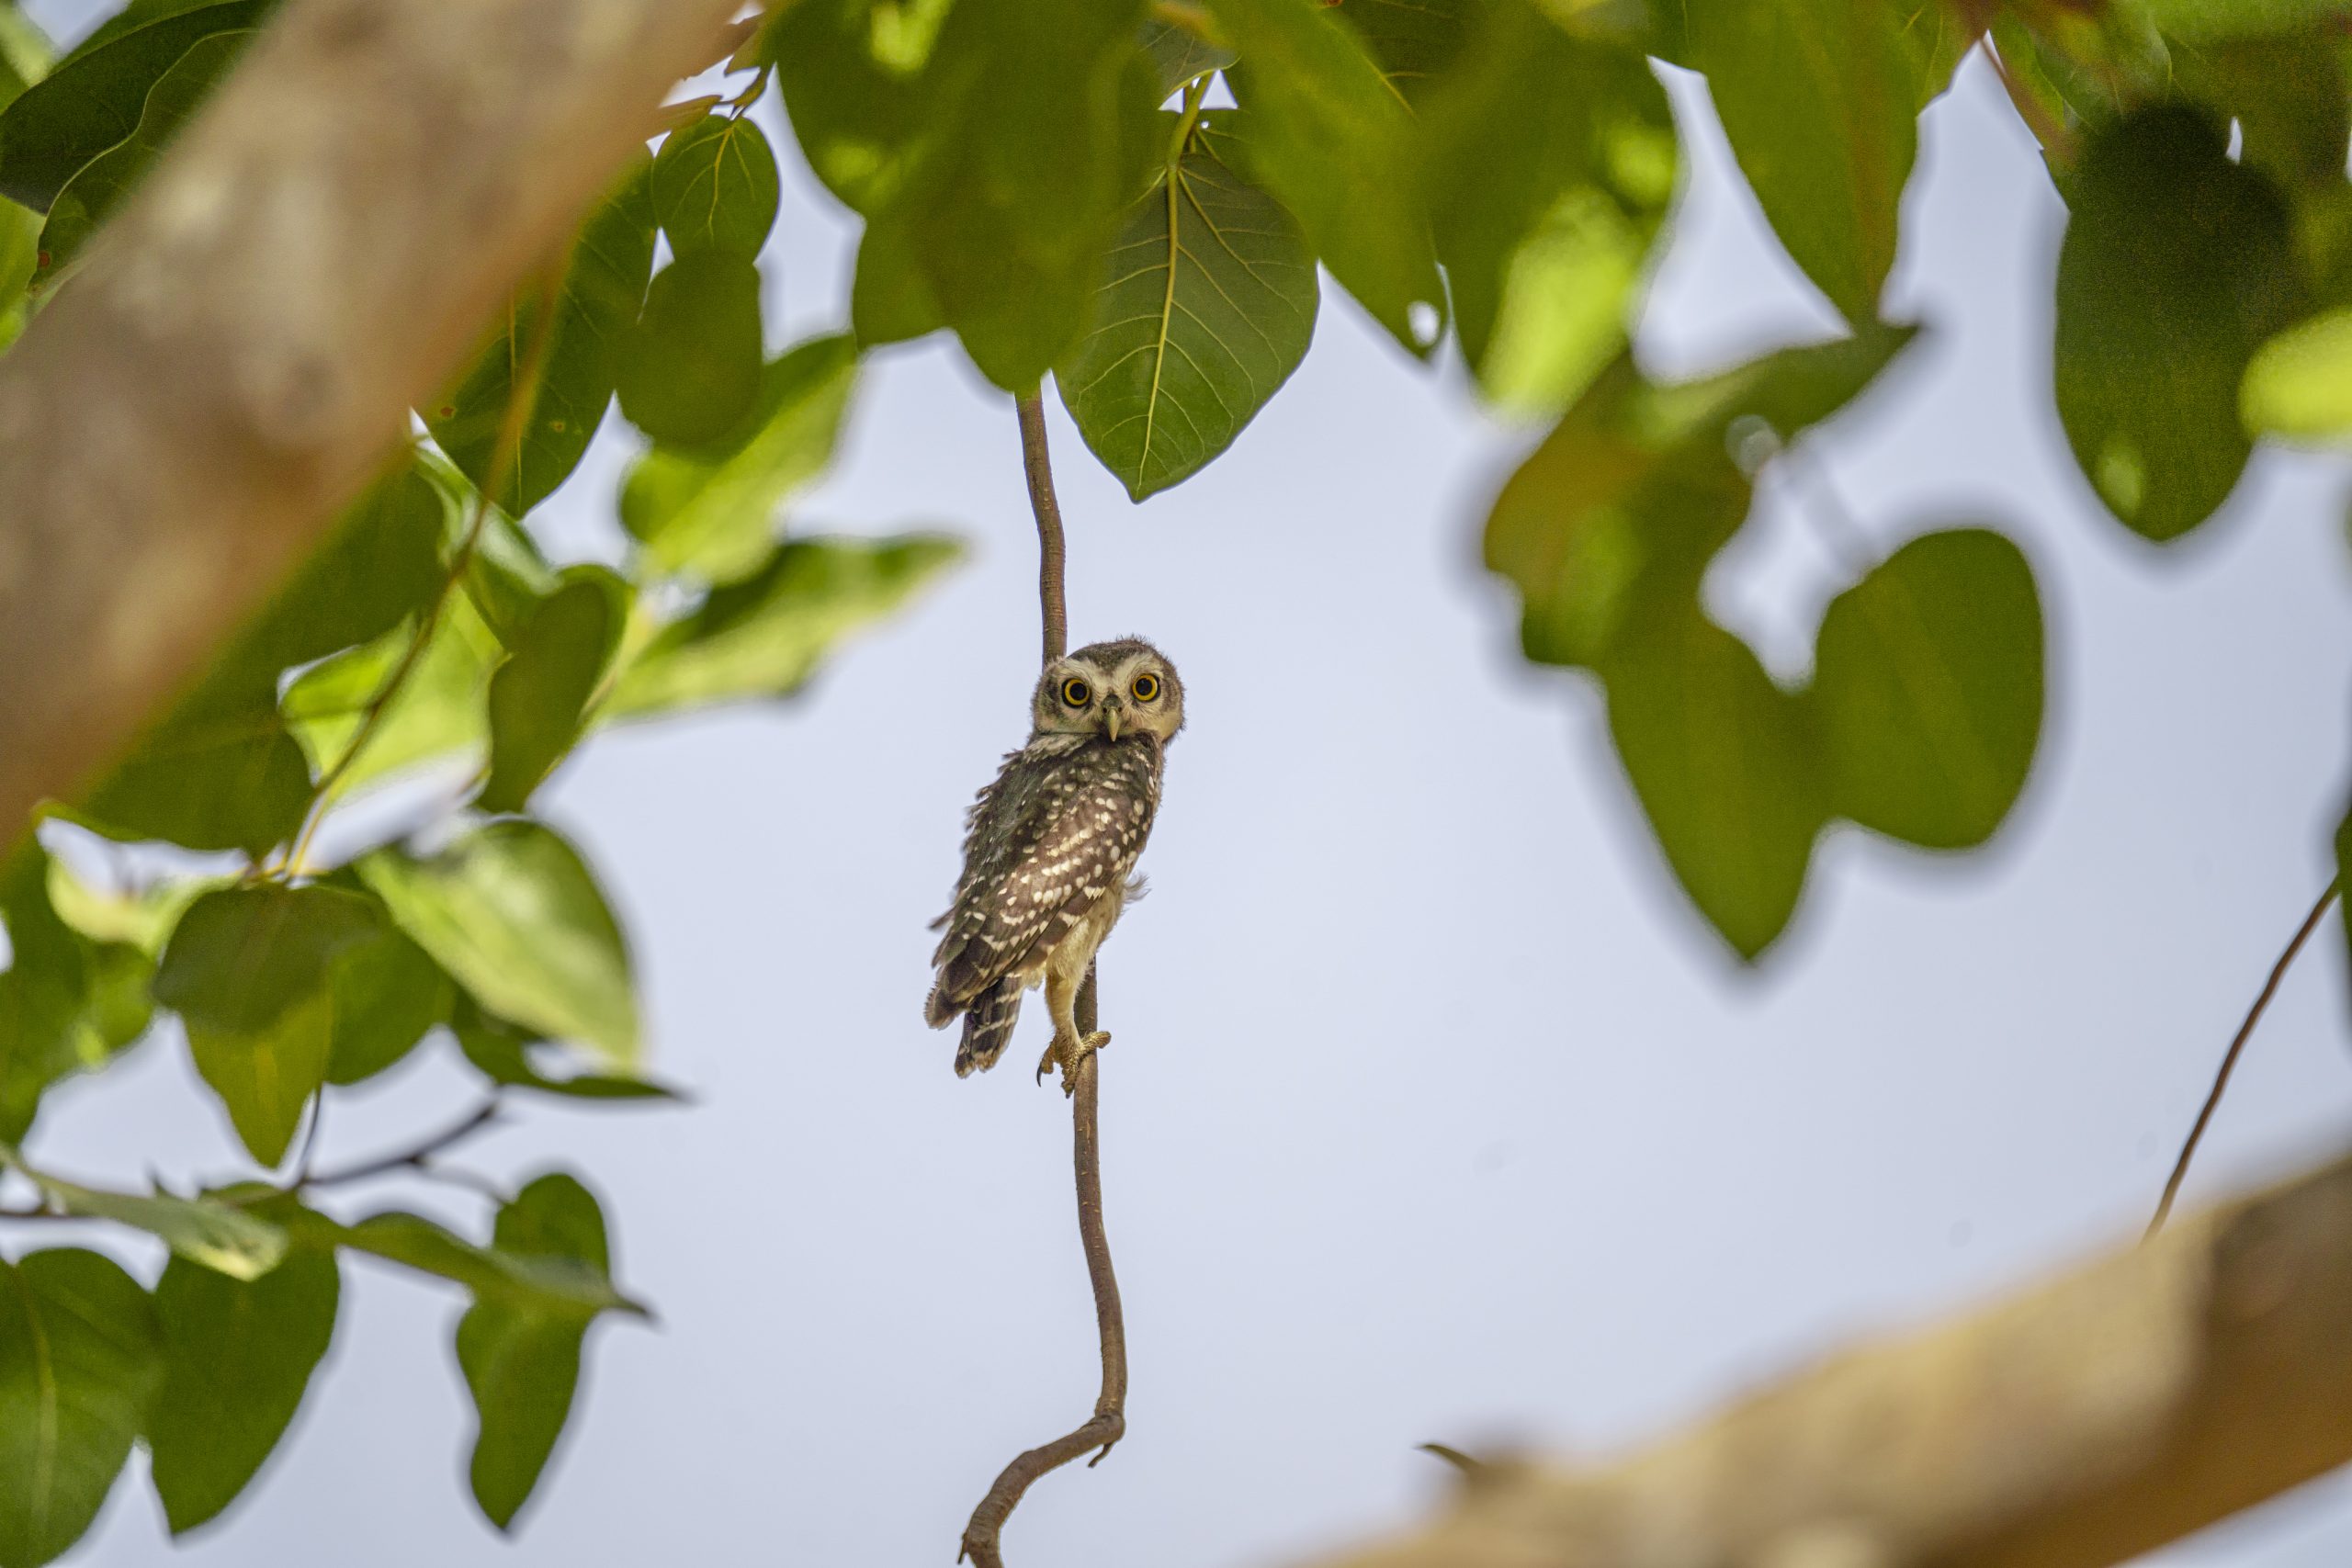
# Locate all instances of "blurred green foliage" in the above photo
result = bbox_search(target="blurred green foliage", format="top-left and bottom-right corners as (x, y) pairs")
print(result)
(3, 0), (2350, 1559)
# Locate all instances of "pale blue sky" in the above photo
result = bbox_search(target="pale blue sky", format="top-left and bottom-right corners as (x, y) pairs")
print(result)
(21, 7), (2352, 1565)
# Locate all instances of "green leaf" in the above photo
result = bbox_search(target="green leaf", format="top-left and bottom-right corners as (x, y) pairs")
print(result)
(0, 1249), (162, 1568)
(282, 588), (506, 800)
(2173, 30), (2348, 195)
(0, 9), (52, 107)
(2135, 0), (2352, 40)
(41, 862), (214, 955)
(849, 0), (1163, 388)
(457, 1174), (620, 1529)
(480, 569), (629, 814)
(146, 1244), (337, 1534)
(2245, 307), (2352, 440)
(1211, 0), (1445, 356)
(0, 846), (152, 1145)
(1139, 11), (1234, 95)
(1684, 0), (1916, 326)
(358, 821), (639, 1066)
(620, 334), (860, 585)
(451, 1000), (677, 1102)
(18, 1172), (286, 1280)
(608, 535), (963, 721)
(1483, 327), (1917, 671)
(1329, 0), (1478, 101)
(33, 27), (245, 287)
(1419, 1), (1676, 416)
(1809, 527), (2044, 851)
(318, 1208), (640, 1315)
(650, 111), (779, 259)
(767, 0), (941, 216)
(1057, 123), (1317, 500)
(1603, 609), (1826, 960)
(322, 899), (449, 1087)
(426, 153), (655, 513)
(0, 0), (266, 210)
(153, 885), (378, 1164)
(2054, 104), (2300, 541)
(616, 251), (764, 450)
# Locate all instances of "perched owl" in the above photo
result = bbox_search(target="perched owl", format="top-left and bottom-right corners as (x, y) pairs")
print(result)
(926, 637), (1185, 1088)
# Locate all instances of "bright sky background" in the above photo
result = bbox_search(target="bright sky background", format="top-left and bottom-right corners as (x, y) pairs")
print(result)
(21, 6), (2352, 1565)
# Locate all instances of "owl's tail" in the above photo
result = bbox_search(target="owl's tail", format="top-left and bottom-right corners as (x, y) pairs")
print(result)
(953, 977), (1023, 1077)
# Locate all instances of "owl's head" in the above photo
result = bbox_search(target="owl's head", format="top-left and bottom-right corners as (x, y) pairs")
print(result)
(1032, 637), (1185, 745)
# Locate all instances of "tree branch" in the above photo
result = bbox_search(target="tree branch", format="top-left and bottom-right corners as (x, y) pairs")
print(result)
(1296, 1142), (2352, 1568)
(291, 1096), (504, 1191)
(960, 392), (1128, 1568)
(0, 0), (749, 848)
(2148, 879), (2341, 1238)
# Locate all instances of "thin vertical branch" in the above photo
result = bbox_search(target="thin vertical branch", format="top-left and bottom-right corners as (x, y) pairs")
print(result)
(959, 391), (1127, 1568)
(2147, 878), (2341, 1239)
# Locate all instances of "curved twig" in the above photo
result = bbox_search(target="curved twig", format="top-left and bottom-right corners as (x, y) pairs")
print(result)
(959, 392), (1128, 1567)
(297, 1096), (506, 1191)
(2146, 878), (2341, 1239)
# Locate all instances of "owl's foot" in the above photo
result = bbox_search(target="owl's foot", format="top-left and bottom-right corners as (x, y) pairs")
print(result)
(1036, 1031), (1112, 1094)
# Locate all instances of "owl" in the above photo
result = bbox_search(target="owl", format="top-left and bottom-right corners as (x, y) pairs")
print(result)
(926, 637), (1185, 1088)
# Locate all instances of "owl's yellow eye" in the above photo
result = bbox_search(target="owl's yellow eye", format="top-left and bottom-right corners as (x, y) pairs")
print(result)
(1131, 673), (1160, 702)
(1060, 678), (1091, 707)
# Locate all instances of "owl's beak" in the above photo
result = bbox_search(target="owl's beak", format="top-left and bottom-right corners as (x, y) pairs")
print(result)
(1102, 699), (1124, 741)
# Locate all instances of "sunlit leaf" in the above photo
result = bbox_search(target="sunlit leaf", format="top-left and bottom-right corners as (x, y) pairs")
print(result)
(1057, 121), (1316, 500)
(147, 1243), (337, 1534)
(458, 1174), (621, 1529)
(480, 569), (629, 814)
(0, 0), (266, 210)
(1419, 0), (1675, 416)
(0, 1249), (162, 1568)
(1211, 0), (1445, 356)
(616, 251), (764, 450)
(767, 0), (939, 216)
(607, 535), (962, 721)
(1604, 609), (1826, 960)
(650, 110), (779, 259)
(621, 334), (860, 585)
(18, 1172), (286, 1280)
(1685, 0), (1916, 326)
(1810, 527), (2044, 851)
(426, 154), (655, 513)
(302, 1207), (642, 1315)
(282, 589), (506, 799)
(2054, 105), (2299, 541)
(359, 821), (639, 1066)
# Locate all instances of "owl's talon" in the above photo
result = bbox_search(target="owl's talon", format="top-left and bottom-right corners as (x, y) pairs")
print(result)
(1037, 1031), (1112, 1094)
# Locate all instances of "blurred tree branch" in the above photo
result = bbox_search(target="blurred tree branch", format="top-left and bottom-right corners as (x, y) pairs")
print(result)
(1296, 1145), (2352, 1568)
(0, 0), (748, 847)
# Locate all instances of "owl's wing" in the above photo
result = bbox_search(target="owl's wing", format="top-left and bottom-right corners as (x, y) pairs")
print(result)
(927, 740), (1159, 1017)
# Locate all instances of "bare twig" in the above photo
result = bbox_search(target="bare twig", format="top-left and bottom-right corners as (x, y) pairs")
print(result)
(959, 392), (1128, 1568)
(2147, 878), (2341, 1238)
(295, 1096), (504, 1191)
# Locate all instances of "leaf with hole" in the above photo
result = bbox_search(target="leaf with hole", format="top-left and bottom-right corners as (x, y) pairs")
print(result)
(1057, 123), (1316, 500)
(0, 1249), (163, 1568)
(1810, 527), (2044, 851)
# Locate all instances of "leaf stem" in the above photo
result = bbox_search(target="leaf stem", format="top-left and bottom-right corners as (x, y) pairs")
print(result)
(2147, 879), (2341, 1239)
(959, 398), (1128, 1567)
(1167, 74), (1210, 164)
